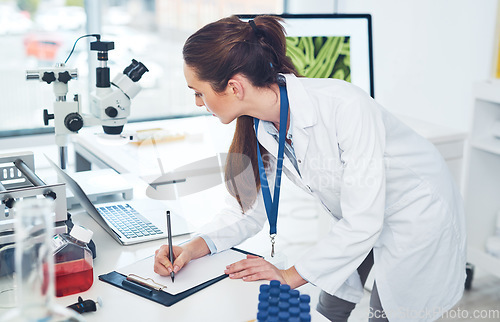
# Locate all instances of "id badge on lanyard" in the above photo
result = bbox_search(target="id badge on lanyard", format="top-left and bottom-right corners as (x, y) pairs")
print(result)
(254, 85), (288, 257)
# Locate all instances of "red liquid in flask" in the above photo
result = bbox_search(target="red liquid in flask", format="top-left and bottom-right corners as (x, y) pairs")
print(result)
(55, 258), (94, 297)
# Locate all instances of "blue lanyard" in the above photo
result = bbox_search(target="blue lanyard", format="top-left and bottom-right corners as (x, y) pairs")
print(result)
(254, 85), (288, 256)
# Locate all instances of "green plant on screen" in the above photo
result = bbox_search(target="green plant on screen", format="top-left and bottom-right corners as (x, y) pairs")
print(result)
(286, 36), (351, 82)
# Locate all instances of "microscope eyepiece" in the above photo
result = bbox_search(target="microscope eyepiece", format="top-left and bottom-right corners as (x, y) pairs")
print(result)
(123, 59), (149, 82)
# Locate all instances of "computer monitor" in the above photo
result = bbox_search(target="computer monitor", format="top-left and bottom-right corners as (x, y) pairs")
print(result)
(239, 14), (374, 98)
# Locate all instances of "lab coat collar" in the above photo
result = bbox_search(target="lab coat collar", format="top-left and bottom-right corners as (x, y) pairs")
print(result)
(255, 74), (316, 178)
(282, 74), (316, 168)
(282, 74), (317, 130)
(260, 116), (294, 141)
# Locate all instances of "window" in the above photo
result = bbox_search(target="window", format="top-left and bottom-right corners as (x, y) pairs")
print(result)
(0, 0), (283, 137)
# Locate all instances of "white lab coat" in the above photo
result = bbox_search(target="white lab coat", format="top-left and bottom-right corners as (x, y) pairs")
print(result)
(198, 74), (466, 322)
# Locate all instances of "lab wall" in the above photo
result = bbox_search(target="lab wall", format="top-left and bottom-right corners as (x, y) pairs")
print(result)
(286, 0), (498, 131)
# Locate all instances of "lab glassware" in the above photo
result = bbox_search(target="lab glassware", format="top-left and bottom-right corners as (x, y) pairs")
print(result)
(53, 225), (94, 297)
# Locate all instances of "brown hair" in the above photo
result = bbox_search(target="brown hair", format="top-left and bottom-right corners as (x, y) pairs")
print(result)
(183, 15), (298, 211)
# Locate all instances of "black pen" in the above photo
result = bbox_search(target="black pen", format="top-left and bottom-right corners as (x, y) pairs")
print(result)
(166, 210), (175, 282)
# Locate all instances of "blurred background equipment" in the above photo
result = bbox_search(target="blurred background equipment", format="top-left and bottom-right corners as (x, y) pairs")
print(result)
(0, 151), (68, 246)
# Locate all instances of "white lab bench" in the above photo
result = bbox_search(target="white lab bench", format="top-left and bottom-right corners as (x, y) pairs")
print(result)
(47, 180), (327, 322)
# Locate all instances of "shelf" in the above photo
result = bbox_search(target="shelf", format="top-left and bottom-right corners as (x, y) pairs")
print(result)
(474, 79), (500, 104)
(470, 136), (500, 156)
(466, 79), (500, 281)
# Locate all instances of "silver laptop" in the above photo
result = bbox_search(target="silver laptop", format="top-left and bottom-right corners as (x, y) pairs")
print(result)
(46, 156), (192, 245)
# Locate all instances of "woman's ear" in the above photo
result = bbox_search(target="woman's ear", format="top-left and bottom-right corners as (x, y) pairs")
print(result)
(227, 76), (245, 100)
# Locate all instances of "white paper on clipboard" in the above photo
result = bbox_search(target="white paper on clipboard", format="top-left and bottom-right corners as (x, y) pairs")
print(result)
(116, 249), (248, 295)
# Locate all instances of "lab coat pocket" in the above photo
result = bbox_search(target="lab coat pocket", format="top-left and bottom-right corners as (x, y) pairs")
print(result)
(314, 164), (343, 196)
(314, 165), (344, 219)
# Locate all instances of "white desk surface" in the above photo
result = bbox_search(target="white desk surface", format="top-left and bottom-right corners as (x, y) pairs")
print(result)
(54, 174), (327, 321)
(54, 168), (327, 321)
(52, 206), (264, 322)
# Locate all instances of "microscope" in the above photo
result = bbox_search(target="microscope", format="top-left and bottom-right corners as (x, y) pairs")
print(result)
(26, 35), (149, 169)
(89, 39), (148, 136)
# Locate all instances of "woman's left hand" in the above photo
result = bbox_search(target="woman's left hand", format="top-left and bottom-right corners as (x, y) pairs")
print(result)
(224, 255), (286, 283)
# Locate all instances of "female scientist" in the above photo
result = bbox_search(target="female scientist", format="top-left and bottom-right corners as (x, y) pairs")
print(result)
(154, 15), (466, 322)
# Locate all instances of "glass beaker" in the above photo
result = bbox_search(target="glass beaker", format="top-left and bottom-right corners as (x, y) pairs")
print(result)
(0, 198), (84, 322)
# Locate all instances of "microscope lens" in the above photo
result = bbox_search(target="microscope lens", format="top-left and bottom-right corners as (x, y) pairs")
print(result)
(123, 59), (149, 82)
(122, 59), (138, 76)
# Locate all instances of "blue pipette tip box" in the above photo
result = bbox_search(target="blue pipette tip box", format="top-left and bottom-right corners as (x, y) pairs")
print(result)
(256, 281), (311, 322)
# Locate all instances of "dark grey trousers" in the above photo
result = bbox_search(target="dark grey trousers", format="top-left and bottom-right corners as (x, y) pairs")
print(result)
(316, 250), (388, 322)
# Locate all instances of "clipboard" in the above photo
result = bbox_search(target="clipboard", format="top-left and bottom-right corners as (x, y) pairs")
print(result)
(98, 248), (260, 307)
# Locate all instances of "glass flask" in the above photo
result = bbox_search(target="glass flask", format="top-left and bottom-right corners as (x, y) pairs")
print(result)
(0, 198), (84, 322)
(53, 225), (94, 297)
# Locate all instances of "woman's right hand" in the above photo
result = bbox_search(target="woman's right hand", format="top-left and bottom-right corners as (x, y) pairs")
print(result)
(154, 244), (192, 276)
(153, 237), (211, 276)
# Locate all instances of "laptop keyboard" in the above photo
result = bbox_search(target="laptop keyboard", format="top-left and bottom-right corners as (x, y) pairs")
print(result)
(96, 204), (163, 239)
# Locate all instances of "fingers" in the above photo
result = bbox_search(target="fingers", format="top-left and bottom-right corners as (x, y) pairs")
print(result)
(154, 244), (173, 276)
(153, 244), (193, 276)
(239, 271), (272, 282)
(246, 254), (260, 259)
(225, 256), (263, 274)
(171, 246), (192, 273)
(224, 257), (283, 282)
